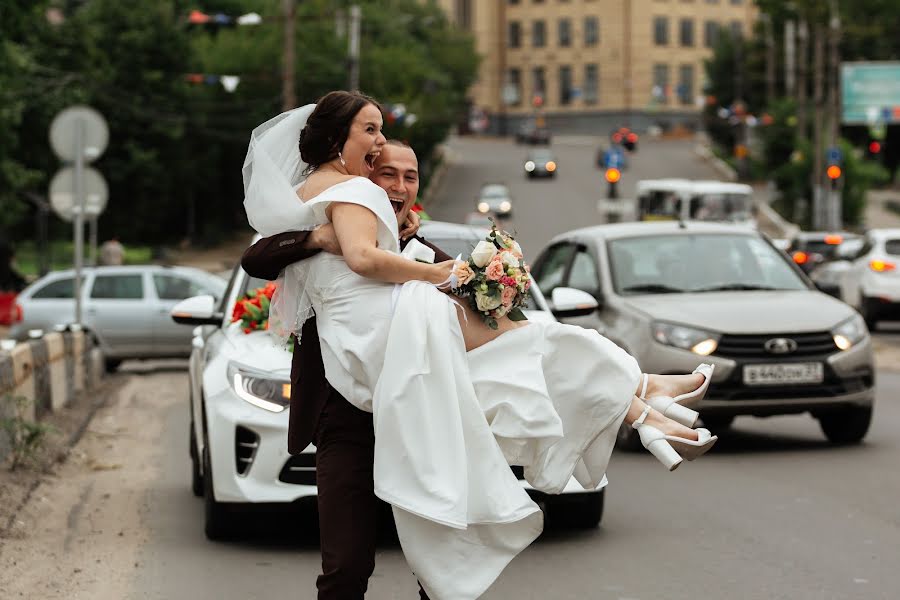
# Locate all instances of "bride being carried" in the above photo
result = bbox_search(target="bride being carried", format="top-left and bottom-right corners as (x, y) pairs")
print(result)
(243, 90), (717, 600)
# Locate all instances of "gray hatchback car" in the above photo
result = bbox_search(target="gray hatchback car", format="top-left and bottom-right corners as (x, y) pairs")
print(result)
(531, 222), (875, 448)
(9, 265), (226, 371)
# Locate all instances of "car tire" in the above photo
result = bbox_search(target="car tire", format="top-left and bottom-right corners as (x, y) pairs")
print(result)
(547, 492), (605, 529)
(202, 443), (236, 540)
(701, 415), (735, 430)
(818, 406), (872, 445)
(104, 358), (122, 373)
(615, 422), (643, 452)
(190, 425), (203, 498)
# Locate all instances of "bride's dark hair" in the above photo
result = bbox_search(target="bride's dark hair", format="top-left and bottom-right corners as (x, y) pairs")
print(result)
(299, 90), (383, 173)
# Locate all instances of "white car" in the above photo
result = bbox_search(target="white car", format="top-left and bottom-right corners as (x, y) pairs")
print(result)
(173, 225), (607, 539)
(476, 183), (513, 217)
(810, 228), (900, 330)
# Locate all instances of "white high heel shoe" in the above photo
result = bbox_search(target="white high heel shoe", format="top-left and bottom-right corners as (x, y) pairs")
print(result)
(638, 364), (716, 428)
(631, 406), (718, 471)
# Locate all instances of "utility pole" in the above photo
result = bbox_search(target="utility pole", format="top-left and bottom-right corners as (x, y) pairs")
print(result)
(794, 18), (808, 225)
(828, 0), (842, 229)
(281, 0), (296, 111)
(784, 20), (796, 97)
(348, 5), (361, 91)
(812, 23), (825, 229)
(764, 14), (776, 107)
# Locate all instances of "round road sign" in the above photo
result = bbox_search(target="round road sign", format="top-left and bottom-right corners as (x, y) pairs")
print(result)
(49, 166), (109, 222)
(49, 105), (109, 163)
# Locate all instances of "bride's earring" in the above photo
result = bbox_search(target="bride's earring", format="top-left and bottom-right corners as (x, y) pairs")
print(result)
(338, 152), (346, 167)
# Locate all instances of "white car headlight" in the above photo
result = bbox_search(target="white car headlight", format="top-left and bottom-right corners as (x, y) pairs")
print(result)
(477, 201), (490, 213)
(831, 313), (867, 351)
(499, 200), (512, 212)
(227, 361), (290, 413)
(651, 321), (721, 355)
(524, 161), (536, 172)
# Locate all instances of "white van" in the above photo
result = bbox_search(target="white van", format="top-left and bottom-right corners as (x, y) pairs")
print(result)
(635, 179), (756, 228)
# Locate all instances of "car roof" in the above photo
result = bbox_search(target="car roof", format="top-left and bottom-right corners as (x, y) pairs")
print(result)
(480, 183), (509, 192)
(868, 228), (900, 238)
(29, 264), (211, 281)
(550, 220), (759, 244)
(635, 179), (752, 195)
(528, 148), (555, 157)
(419, 220), (489, 239)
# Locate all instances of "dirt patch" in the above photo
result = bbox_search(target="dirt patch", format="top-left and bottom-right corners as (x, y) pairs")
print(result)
(0, 363), (185, 599)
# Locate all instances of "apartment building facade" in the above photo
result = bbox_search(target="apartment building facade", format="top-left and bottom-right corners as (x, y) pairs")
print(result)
(435, 0), (758, 133)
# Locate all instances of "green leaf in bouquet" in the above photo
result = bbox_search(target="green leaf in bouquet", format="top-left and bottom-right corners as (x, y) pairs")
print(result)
(260, 294), (270, 312)
(245, 303), (263, 320)
(507, 307), (527, 321)
(486, 317), (498, 330)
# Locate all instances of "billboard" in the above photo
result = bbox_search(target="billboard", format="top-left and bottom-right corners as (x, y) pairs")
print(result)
(841, 61), (900, 125)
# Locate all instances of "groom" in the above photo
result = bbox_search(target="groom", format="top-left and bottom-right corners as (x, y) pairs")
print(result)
(241, 140), (446, 600)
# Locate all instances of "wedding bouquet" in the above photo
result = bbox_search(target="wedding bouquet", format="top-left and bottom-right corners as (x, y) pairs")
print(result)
(450, 224), (531, 330)
(231, 282), (277, 333)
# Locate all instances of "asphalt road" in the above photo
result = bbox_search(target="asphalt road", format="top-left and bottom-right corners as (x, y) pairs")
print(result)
(123, 136), (900, 599)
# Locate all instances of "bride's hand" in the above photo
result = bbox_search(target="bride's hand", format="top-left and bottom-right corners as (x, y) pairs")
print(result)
(429, 260), (456, 286)
(399, 210), (421, 241)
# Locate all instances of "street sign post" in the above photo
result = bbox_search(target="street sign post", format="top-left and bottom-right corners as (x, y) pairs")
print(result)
(841, 62), (900, 125)
(48, 105), (109, 327)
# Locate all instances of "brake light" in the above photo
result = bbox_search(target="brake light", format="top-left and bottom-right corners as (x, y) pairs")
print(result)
(824, 234), (843, 245)
(13, 303), (22, 324)
(545, 161), (557, 172)
(869, 259), (896, 273)
(792, 251), (809, 265)
(627, 132), (638, 143)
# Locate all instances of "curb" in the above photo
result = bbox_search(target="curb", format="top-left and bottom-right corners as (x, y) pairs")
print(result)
(422, 144), (459, 208)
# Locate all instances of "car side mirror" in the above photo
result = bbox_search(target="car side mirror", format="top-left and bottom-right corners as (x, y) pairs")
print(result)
(171, 294), (224, 326)
(815, 282), (842, 299)
(550, 287), (601, 318)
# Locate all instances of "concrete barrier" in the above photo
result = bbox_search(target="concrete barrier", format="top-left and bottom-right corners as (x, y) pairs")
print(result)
(0, 330), (101, 464)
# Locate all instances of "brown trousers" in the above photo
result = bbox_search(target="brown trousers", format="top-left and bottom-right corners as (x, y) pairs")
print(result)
(314, 389), (429, 599)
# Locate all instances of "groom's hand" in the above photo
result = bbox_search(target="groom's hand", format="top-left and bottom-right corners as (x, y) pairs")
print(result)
(304, 223), (343, 256)
(399, 210), (421, 241)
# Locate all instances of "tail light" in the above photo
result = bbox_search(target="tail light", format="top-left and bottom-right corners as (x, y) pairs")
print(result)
(792, 251), (809, 265)
(627, 132), (638, 143)
(12, 303), (22, 324)
(824, 234), (843, 245)
(869, 259), (896, 273)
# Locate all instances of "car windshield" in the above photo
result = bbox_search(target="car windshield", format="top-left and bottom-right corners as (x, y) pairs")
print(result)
(481, 186), (508, 199)
(688, 193), (752, 222)
(608, 234), (809, 295)
(530, 151), (554, 161)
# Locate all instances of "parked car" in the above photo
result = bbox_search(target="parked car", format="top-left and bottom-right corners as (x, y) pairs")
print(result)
(515, 122), (552, 145)
(9, 265), (226, 371)
(524, 148), (558, 179)
(173, 225), (607, 539)
(786, 231), (862, 275)
(531, 221), (875, 448)
(476, 183), (513, 218)
(808, 228), (900, 330)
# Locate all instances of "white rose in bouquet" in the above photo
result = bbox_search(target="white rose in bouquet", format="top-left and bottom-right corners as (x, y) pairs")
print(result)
(499, 251), (519, 267)
(511, 240), (523, 256)
(475, 290), (502, 312)
(471, 241), (498, 268)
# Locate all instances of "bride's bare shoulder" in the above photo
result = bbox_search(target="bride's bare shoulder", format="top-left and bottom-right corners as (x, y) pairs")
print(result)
(297, 174), (370, 202)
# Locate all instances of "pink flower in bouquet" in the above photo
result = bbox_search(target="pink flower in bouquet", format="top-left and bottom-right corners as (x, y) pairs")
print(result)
(486, 257), (505, 281)
(453, 261), (476, 285)
(500, 275), (517, 287)
(500, 285), (517, 307)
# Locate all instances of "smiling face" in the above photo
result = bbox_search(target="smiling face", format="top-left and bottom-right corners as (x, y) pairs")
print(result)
(370, 144), (419, 225)
(340, 103), (386, 177)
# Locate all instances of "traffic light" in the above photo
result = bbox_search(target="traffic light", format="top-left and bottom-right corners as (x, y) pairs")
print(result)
(605, 167), (621, 199)
(826, 165), (842, 190)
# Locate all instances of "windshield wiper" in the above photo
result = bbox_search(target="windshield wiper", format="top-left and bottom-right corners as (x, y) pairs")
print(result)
(692, 283), (779, 292)
(621, 284), (685, 294)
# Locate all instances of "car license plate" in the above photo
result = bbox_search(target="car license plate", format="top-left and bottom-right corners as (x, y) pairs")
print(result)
(743, 363), (824, 386)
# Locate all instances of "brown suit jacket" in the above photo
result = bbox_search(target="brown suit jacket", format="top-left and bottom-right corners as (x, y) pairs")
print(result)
(241, 231), (452, 454)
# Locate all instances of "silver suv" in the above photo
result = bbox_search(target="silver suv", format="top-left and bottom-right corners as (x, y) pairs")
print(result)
(9, 265), (225, 371)
(532, 222), (875, 448)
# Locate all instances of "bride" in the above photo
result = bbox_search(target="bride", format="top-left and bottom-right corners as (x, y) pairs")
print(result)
(244, 90), (716, 599)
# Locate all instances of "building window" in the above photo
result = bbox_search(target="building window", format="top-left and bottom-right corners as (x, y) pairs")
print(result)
(730, 21), (743, 39)
(508, 0), (519, 4)
(506, 68), (522, 105)
(584, 64), (598, 104)
(584, 16), (599, 46)
(532, 66), (546, 100)
(559, 65), (573, 105)
(730, 0), (743, 4)
(652, 63), (670, 104)
(558, 18), (571, 47)
(533, 20), (546, 48)
(679, 18), (694, 47)
(653, 16), (669, 45)
(455, 0), (472, 30)
(678, 64), (694, 105)
(509, 21), (521, 48)
(704, 20), (719, 48)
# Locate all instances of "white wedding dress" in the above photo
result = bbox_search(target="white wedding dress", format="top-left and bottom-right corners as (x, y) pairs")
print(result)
(243, 107), (641, 599)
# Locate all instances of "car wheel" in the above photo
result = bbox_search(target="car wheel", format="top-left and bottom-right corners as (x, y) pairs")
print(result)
(104, 358), (122, 373)
(202, 442), (236, 540)
(547, 492), (605, 529)
(818, 406), (872, 445)
(190, 424), (203, 498)
(700, 415), (735, 430)
(615, 422), (643, 452)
